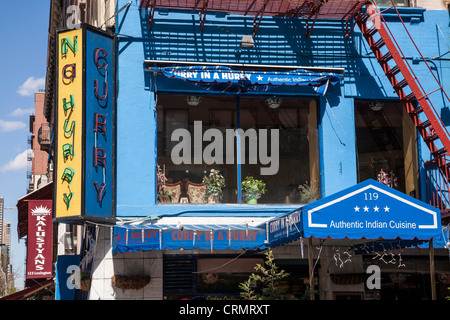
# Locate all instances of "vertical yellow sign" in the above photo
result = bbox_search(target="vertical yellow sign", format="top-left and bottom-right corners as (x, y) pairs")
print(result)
(55, 29), (83, 218)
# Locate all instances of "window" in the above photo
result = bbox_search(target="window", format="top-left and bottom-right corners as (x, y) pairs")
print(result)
(162, 255), (265, 299)
(355, 101), (418, 196)
(156, 94), (319, 204)
(196, 257), (263, 292)
(375, 0), (410, 7)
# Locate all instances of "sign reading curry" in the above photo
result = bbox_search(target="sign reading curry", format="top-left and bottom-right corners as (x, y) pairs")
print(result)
(55, 25), (114, 222)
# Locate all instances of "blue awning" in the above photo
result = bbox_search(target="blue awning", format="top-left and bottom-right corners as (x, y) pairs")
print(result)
(112, 223), (267, 255)
(113, 180), (443, 254)
(151, 65), (342, 95)
(264, 179), (442, 248)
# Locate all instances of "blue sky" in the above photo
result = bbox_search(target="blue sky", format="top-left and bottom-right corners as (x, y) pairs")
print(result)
(0, 1), (50, 289)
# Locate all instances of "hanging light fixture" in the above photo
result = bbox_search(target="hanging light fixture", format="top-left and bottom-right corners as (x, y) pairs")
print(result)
(265, 97), (282, 109)
(240, 35), (255, 48)
(186, 95), (202, 106)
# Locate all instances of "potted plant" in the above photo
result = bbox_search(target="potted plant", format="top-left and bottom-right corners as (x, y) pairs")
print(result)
(111, 275), (151, 291)
(157, 164), (172, 203)
(298, 180), (320, 204)
(239, 250), (293, 300)
(80, 271), (91, 292)
(241, 176), (266, 204)
(202, 169), (225, 203)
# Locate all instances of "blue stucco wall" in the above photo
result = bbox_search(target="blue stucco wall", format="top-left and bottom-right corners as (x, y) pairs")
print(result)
(115, 0), (450, 217)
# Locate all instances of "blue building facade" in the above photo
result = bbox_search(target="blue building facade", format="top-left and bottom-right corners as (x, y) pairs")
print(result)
(115, 1), (450, 216)
(76, 0), (450, 300)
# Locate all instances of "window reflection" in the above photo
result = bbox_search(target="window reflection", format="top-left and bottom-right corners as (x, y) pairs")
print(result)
(157, 94), (320, 204)
(355, 100), (418, 196)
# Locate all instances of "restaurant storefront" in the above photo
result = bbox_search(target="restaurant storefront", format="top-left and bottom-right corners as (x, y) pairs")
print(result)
(102, 179), (446, 300)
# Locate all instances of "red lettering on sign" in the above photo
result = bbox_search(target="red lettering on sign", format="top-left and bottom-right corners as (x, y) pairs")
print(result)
(94, 147), (106, 167)
(93, 181), (106, 202)
(94, 79), (108, 100)
(94, 113), (107, 135)
(94, 48), (108, 69)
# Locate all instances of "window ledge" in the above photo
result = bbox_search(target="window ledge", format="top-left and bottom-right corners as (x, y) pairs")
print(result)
(150, 203), (302, 218)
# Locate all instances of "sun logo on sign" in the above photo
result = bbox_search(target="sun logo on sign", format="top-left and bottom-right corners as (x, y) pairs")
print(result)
(31, 205), (51, 215)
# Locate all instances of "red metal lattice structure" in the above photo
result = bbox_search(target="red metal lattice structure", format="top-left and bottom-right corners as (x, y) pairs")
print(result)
(139, 0), (367, 18)
(140, 0), (370, 36)
(140, 0), (450, 219)
(354, 3), (450, 219)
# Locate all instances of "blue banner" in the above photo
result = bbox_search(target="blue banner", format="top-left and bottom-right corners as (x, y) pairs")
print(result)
(153, 66), (342, 95)
(55, 254), (81, 300)
(266, 209), (302, 247)
(113, 224), (267, 254)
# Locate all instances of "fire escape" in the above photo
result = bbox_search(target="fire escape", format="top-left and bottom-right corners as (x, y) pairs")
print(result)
(139, 0), (450, 220)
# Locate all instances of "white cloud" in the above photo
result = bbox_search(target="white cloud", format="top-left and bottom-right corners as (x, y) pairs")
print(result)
(17, 76), (45, 96)
(0, 119), (26, 132)
(9, 107), (34, 117)
(1, 149), (31, 172)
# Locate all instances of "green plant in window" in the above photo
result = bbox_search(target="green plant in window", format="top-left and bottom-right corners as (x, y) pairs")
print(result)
(202, 169), (225, 203)
(157, 164), (172, 203)
(241, 176), (266, 204)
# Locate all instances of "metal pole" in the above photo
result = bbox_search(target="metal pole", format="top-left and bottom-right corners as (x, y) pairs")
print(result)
(429, 238), (436, 300)
(236, 96), (242, 204)
(143, 59), (346, 74)
(308, 237), (315, 300)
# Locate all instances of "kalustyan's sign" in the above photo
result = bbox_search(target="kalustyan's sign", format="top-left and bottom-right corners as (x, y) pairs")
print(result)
(26, 200), (53, 279)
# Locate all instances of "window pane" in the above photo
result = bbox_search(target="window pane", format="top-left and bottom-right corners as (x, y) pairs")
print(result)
(157, 94), (237, 203)
(355, 101), (417, 194)
(375, 0), (409, 7)
(239, 97), (319, 204)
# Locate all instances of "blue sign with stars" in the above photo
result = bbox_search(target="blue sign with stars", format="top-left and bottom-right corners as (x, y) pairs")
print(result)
(301, 179), (440, 240)
(152, 65), (342, 95)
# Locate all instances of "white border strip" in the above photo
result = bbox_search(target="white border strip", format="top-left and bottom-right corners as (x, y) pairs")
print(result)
(144, 59), (346, 74)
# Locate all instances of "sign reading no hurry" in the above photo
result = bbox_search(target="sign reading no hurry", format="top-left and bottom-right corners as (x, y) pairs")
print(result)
(54, 25), (115, 223)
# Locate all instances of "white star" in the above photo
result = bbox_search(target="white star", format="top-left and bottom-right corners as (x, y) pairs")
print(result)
(256, 75), (263, 81)
(363, 206), (369, 212)
(384, 206), (390, 212)
(354, 206), (360, 212)
(373, 206), (379, 212)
